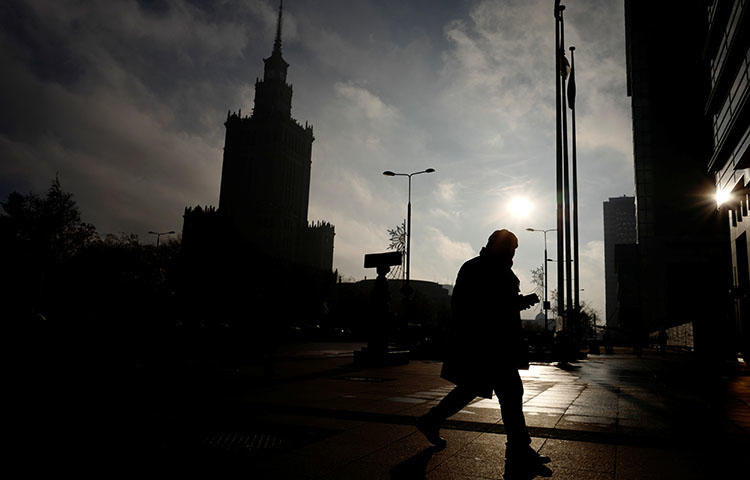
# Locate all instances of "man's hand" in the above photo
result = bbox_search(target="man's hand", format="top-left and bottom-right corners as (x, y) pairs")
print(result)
(519, 293), (540, 310)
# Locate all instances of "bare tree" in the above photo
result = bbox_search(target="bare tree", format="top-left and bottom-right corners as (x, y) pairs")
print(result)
(548, 288), (600, 330)
(530, 265), (545, 313)
(530, 265), (544, 297)
(386, 220), (406, 280)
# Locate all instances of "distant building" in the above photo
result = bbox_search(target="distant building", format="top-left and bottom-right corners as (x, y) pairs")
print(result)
(183, 2), (334, 272)
(603, 196), (636, 332)
(705, 0), (750, 357)
(624, 0), (730, 355)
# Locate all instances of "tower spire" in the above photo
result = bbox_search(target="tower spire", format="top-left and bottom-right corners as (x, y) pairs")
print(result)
(257, 0), (290, 113)
(273, 0), (283, 55)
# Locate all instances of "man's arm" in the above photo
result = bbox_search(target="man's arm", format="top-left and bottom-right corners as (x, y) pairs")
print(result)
(518, 293), (539, 310)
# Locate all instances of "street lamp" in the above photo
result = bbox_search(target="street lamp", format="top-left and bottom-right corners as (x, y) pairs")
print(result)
(526, 227), (557, 331)
(383, 168), (436, 292)
(148, 230), (175, 248)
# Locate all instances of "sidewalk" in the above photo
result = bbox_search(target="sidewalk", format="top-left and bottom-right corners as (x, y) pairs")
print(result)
(141, 349), (750, 478)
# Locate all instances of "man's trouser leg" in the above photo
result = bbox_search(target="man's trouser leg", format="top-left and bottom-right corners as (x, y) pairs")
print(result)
(495, 370), (531, 448)
(423, 385), (476, 425)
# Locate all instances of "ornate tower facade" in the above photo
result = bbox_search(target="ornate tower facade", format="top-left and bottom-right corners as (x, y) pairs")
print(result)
(217, 1), (333, 269)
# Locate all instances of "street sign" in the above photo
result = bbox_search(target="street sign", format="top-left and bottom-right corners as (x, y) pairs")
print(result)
(364, 251), (402, 269)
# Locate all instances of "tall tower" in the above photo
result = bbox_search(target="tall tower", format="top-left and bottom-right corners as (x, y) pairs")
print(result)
(603, 196), (636, 331)
(218, 0), (321, 265)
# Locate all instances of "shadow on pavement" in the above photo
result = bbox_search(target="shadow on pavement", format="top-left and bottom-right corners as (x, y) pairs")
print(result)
(390, 445), (554, 480)
(505, 463), (553, 480)
(554, 361), (581, 371)
(390, 446), (440, 479)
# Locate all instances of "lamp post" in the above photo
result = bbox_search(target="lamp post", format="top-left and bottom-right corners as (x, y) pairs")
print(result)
(383, 168), (436, 292)
(148, 230), (175, 248)
(527, 228), (557, 331)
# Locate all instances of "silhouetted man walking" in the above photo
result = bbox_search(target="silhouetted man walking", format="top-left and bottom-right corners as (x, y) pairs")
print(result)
(416, 229), (547, 475)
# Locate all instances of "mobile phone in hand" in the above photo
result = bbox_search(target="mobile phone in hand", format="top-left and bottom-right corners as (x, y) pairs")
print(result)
(521, 293), (540, 308)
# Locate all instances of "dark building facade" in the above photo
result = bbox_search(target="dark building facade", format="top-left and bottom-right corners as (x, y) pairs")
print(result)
(614, 243), (640, 340)
(603, 196), (636, 332)
(624, 0), (730, 355)
(705, 0), (750, 357)
(184, 2), (334, 272)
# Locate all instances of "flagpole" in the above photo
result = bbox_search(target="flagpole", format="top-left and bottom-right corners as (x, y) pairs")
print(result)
(560, 7), (573, 332)
(554, 1), (565, 320)
(569, 46), (580, 318)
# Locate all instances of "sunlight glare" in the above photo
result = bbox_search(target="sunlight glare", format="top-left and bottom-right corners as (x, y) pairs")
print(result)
(716, 189), (731, 207)
(508, 196), (533, 218)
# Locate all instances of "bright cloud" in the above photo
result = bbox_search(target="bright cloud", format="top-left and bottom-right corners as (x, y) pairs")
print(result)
(436, 181), (457, 202)
(335, 82), (400, 122)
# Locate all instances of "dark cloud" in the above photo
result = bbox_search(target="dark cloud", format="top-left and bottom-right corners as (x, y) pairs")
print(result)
(0, 0), (633, 316)
(0, 2), (85, 89)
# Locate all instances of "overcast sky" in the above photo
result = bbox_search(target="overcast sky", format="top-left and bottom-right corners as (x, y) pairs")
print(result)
(0, 0), (634, 319)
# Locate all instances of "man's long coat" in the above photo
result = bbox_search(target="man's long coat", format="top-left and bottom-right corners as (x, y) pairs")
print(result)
(440, 248), (525, 398)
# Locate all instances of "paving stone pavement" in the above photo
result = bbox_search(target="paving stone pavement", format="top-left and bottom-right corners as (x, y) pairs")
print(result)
(143, 350), (750, 478)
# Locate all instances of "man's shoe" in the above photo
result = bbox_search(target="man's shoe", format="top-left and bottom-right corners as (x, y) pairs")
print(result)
(505, 444), (551, 476)
(506, 444), (549, 463)
(416, 416), (447, 449)
(523, 446), (550, 466)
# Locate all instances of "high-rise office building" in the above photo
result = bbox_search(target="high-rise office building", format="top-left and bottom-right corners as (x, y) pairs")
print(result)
(705, 0), (750, 357)
(625, 0), (729, 354)
(603, 196), (636, 331)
